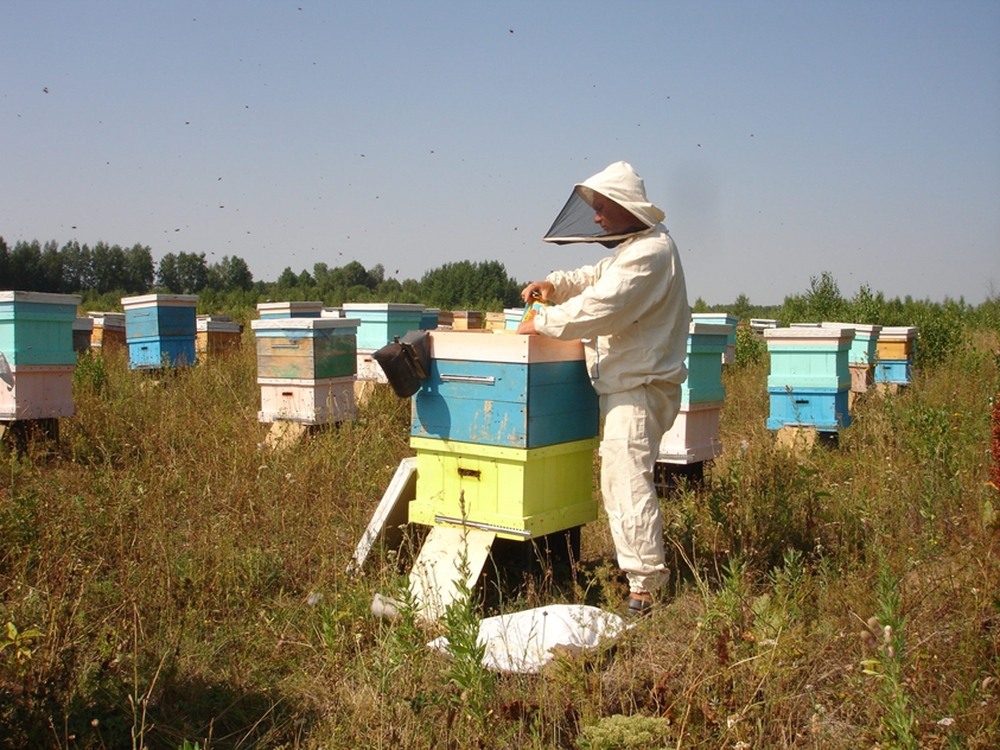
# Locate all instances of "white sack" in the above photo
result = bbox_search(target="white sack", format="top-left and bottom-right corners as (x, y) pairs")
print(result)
(428, 604), (626, 674)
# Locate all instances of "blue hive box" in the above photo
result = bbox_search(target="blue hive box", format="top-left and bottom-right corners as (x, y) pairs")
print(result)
(766, 386), (851, 431)
(122, 294), (198, 369)
(875, 360), (912, 385)
(342, 303), (425, 351)
(764, 326), (853, 432)
(126, 337), (198, 369)
(411, 331), (599, 449)
(420, 308), (440, 330)
(0, 291), (81, 367)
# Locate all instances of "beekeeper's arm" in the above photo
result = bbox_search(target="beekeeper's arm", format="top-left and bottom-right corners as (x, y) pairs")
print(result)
(533, 243), (669, 341)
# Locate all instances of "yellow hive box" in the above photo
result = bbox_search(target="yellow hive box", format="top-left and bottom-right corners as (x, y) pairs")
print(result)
(408, 435), (598, 540)
(876, 326), (918, 361)
(451, 311), (483, 330)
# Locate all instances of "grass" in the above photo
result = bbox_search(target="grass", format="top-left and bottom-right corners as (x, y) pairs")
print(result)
(0, 326), (998, 749)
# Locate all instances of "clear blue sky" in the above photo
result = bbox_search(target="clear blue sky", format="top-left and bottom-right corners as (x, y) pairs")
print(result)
(3, 1), (998, 305)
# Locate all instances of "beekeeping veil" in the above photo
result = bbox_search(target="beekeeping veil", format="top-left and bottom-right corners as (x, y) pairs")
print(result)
(543, 161), (666, 246)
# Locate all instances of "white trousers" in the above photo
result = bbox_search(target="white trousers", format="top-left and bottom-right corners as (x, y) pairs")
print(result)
(598, 381), (681, 594)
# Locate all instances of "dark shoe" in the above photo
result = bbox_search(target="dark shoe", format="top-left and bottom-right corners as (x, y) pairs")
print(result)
(623, 594), (653, 618)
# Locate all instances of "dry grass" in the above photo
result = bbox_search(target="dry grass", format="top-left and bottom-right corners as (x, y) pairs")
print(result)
(1, 328), (998, 749)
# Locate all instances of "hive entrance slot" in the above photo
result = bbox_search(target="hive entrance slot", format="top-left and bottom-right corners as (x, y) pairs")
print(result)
(457, 468), (481, 479)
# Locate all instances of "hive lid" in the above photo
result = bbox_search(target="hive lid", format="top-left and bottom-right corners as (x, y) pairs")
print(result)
(427, 329), (586, 363)
(251, 317), (360, 331)
(0, 291), (82, 306)
(342, 302), (425, 312)
(121, 294), (198, 307)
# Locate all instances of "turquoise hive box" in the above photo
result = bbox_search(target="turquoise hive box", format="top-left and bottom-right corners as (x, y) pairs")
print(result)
(0, 291), (81, 420)
(420, 308), (440, 330)
(0, 291), (80, 367)
(122, 294), (198, 369)
(342, 302), (425, 351)
(691, 313), (739, 364)
(679, 322), (730, 407)
(764, 326), (854, 432)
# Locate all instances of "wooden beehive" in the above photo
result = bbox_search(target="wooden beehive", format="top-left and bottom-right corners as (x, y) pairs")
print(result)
(764, 326), (854, 432)
(73, 317), (94, 353)
(420, 308), (440, 330)
(196, 316), (243, 356)
(0, 365), (76, 420)
(122, 294), (198, 369)
(657, 401), (724, 464)
(87, 312), (126, 350)
(257, 375), (357, 425)
(680, 322), (731, 407)
(876, 326), (918, 362)
(0, 291), (80, 367)
(484, 312), (506, 331)
(823, 322), (883, 394)
(450, 310), (483, 331)
(252, 317), (359, 380)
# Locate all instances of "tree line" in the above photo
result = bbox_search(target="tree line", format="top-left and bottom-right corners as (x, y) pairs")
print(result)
(0, 237), (524, 311)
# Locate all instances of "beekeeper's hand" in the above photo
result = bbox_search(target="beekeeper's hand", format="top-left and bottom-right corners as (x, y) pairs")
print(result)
(521, 281), (554, 303)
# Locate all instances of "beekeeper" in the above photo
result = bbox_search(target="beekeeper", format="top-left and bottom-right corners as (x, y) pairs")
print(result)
(517, 161), (690, 617)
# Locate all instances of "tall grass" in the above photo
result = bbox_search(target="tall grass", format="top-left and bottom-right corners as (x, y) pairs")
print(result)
(1, 326), (998, 749)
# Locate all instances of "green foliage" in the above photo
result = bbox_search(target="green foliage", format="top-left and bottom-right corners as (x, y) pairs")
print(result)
(733, 322), (766, 368)
(577, 713), (673, 750)
(420, 259), (522, 310)
(2, 620), (44, 664)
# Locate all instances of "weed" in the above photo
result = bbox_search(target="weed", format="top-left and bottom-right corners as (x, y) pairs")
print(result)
(859, 561), (919, 749)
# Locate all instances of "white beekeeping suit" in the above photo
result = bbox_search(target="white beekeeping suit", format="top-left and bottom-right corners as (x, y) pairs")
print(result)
(529, 161), (690, 602)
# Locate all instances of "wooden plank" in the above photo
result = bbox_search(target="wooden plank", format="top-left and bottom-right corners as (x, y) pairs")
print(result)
(346, 457), (417, 575)
(408, 525), (496, 622)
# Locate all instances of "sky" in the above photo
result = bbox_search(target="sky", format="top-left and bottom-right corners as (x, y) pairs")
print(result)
(2, 1), (998, 306)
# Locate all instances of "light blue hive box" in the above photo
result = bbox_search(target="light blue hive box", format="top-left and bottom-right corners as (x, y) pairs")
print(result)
(764, 326), (854, 432)
(122, 294), (199, 370)
(344, 303), (426, 383)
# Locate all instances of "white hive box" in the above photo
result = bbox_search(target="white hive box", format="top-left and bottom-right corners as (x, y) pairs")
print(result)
(657, 401), (724, 464)
(257, 375), (357, 425)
